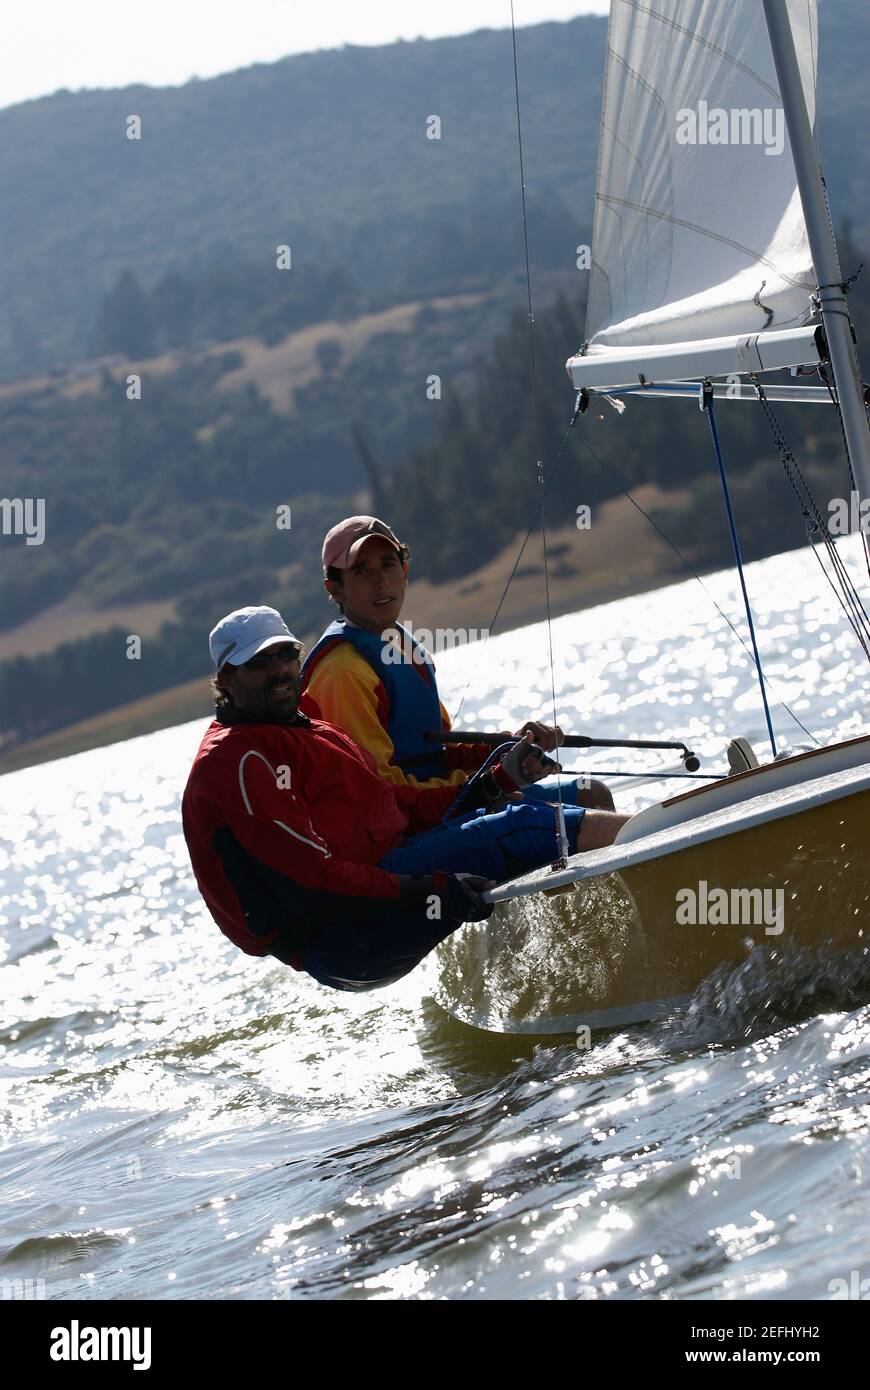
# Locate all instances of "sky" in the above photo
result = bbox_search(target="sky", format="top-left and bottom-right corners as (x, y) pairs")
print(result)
(1, 1), (610, 111)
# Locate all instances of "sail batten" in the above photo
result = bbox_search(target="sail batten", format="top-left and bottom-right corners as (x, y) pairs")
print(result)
(571, 0), (820, 390)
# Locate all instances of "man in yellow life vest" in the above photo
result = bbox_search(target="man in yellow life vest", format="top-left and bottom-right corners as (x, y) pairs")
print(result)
(300, 515), (616, 815)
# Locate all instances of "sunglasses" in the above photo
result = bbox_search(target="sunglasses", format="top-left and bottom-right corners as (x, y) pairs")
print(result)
(242, 643), (301, 671)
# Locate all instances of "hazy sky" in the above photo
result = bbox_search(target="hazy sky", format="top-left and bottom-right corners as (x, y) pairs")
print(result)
(1, 1), (610, 111)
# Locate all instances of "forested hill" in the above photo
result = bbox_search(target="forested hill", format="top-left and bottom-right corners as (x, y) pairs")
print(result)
(0, 19), (602, 380)
(1, 0), (868, 381)
(1, 1), (869, 759)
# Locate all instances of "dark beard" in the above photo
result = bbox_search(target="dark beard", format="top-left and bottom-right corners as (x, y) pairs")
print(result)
(216, 676), (308, 729)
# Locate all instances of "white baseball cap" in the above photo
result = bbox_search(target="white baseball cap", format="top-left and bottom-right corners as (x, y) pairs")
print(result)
(209, 606), (301, 670)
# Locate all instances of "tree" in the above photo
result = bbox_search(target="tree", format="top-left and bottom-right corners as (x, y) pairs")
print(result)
(92, 269), (156, 359)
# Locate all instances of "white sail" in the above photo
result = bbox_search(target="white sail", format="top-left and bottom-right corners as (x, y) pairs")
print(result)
(569, 0), (821, 391)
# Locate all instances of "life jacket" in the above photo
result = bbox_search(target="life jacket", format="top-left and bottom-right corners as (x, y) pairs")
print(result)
(301, 619), (449, 779)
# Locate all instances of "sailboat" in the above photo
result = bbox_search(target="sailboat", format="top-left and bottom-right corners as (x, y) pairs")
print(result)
(435, 0), (870, 1034)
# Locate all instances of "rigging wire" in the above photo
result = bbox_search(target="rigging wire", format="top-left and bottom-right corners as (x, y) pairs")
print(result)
(451, 389), (826, 756)
(450, 8), (866, 765)
(510, 0), (537, 404)
(818, 360), (870, 585)
(506, 1), (566, 859)
(756, 383), (870, 663)
(570, 417), (822, 747)
(809, 196), (870, 579)
(450, 401), (580, 728)
(704, 390), (777, 757)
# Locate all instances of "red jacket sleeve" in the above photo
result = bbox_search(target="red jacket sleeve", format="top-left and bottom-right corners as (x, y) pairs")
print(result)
(213, 752), (403, 899)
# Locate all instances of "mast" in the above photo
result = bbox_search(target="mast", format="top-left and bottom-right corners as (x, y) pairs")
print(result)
(762, 0), (870, 528)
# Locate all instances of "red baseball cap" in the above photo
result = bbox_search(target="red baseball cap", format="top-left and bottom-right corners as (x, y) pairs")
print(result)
(321, 516), (405, 573)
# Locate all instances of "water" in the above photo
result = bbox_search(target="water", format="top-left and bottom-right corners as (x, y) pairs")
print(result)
(1, 542), (868, 1301)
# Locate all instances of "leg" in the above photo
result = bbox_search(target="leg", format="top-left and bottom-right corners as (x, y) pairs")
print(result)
(574, 777), (616, 811)
(380, 801), (590, 882)
(301, 805), (632, 991)
(521, 775), (616, 811)
(577, 809), (631, 850)
(300, 912), (461, 992)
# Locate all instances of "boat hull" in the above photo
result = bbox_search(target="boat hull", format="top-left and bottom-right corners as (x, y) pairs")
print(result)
(618, 785), (870, 1005)
(435, 744), (870, 1034)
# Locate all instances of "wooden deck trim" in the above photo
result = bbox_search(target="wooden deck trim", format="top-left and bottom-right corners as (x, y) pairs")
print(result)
(661, 734), (870, 809)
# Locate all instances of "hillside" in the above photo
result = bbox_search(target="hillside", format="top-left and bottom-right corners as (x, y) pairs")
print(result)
(0, 19), (602, 380)
(0, 485), (696, 774)
(0, 3), (868, 764)
(1, 2), (867, 381)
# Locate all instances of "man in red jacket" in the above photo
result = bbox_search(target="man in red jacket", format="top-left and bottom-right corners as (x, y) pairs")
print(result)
(182, 606), (630, 991)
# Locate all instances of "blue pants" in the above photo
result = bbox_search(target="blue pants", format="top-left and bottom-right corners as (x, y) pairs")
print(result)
(379, 800), (585, 880)
(521, 776), (585, 807)
(300, 800), (585, 992)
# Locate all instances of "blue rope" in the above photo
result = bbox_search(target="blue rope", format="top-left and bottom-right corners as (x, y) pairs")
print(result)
(704, 389), (777, 757)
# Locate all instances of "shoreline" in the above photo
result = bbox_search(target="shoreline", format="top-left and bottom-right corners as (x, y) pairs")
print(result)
(0, 483), (718, 776)
(0, 564), (687, 777)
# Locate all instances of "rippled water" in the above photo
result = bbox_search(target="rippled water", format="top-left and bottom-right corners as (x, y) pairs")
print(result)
(1, 542), (868, 1301)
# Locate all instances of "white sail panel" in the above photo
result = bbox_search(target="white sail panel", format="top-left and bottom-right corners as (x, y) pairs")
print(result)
(574, 0), (819, 388)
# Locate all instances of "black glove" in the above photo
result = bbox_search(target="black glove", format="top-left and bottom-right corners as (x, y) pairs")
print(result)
(398, 872), (494, 922)
(497, 738), (559, 790)
(433, 872), (494, 922)
(470, 739), (560, 804)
